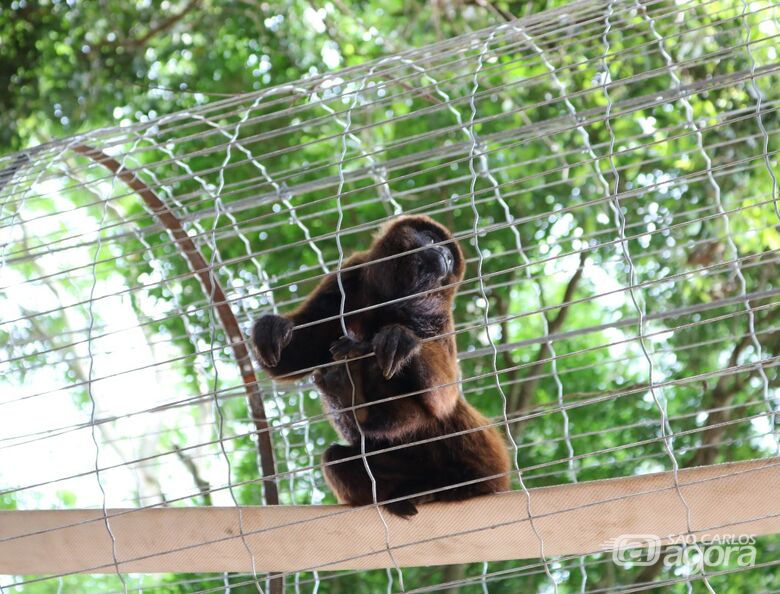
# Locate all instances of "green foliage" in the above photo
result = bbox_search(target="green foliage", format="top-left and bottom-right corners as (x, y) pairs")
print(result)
(1, 0), (779, 592)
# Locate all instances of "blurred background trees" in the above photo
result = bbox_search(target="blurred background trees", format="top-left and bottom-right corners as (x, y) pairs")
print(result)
(1, 0), (779, 592)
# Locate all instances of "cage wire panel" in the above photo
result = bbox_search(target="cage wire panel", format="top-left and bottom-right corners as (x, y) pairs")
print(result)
(1, 0), (780, 592)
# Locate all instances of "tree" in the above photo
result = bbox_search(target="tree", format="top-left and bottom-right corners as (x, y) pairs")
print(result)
(1, 0), (778, 592)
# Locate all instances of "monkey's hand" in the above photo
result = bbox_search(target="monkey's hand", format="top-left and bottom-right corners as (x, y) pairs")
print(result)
(372, 324), (421, 379)
(252, 314), (294, 368)
(330, 334), (371, 360)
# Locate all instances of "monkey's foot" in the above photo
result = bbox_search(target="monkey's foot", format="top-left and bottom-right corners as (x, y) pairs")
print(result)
(383, 499), (418, 518)
(313, 366), (351, 394)
(330, 335), (370, 360)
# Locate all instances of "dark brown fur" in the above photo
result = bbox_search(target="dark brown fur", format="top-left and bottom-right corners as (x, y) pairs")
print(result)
(252, 215), (510, 517)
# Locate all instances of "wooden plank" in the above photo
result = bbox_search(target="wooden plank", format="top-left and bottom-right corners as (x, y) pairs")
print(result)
(1, 458), (779, 574)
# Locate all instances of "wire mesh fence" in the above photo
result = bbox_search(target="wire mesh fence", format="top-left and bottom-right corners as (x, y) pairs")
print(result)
(1, 0), (779, 592)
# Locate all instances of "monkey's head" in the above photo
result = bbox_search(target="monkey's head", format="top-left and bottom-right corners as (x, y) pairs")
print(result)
(364, 215), (465, 302)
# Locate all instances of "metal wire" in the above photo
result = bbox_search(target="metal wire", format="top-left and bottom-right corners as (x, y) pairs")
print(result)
(6, 244), (777, 408)
(0, 0), (709, 190)
(4, 285), (777, 469)
(6, 161), (777, 368)
(4, 10), (778, 238)
(2, 1), (779, 591)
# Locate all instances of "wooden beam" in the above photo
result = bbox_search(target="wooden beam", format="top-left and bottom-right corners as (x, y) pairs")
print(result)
(2, 458), (779, 575)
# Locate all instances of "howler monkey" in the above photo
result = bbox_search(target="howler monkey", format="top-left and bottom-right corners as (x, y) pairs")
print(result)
(252, 215), (509, 517)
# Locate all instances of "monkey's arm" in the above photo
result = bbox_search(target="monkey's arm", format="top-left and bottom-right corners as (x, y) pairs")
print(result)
(253, 256), (365, 380)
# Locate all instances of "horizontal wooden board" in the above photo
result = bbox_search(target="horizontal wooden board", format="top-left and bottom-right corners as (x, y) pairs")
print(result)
(1, 457), (778, 574)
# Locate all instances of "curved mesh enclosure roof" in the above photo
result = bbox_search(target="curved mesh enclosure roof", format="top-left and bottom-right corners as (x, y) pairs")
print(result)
(1, 0), (780, 592)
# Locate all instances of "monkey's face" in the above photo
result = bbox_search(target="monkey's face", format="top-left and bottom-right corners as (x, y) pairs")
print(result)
(366, 216), (464, 300)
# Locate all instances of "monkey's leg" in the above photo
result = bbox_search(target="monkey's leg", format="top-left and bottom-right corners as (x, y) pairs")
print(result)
(329, 335), (372, 423)
(428, 479), (500, 504)
(423, 430), (511, 504)
(322, 443), (420, 518)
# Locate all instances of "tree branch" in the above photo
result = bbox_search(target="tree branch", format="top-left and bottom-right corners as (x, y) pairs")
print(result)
(472, 0), (515, 23)
(440, 563), (468, 594)
(174, 446), (213, 506)
(126, 0), (201, 48)
(71, 144), (279, 506)
(315, 1), (442, 105)
(0, 152), (30, 195)
(634, 306), (780, 585)
(508, 251), (587, 418)
(688, 309), (780, 468)
(73, 143), (285, 594)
